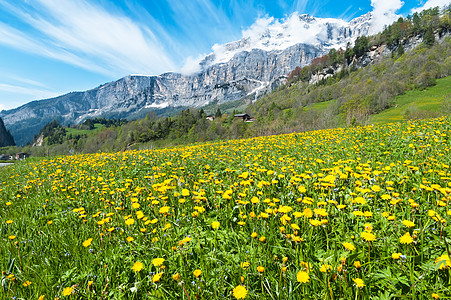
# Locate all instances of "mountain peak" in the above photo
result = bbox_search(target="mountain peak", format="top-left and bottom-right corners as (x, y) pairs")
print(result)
(196, 12), (372, 69)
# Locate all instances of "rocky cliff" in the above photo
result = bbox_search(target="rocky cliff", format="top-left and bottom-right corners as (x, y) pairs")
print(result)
(0, 12), (372, 145)
(0, 117), (15, 147)
(309, 30), (451, 85)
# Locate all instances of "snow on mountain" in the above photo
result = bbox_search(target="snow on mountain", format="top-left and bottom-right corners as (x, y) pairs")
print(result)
(197, 12), (372, 68)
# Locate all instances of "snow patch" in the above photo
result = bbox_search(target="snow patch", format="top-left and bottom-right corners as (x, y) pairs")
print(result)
(145, 102), (169, 109)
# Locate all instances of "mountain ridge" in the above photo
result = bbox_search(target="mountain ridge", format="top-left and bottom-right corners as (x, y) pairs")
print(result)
(1, 12), (373, 145)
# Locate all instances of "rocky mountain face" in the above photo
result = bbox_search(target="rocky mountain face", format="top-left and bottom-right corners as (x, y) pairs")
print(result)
(308, 30), (451, 85)
(0, 117), (15, 147)
(0, 12), (372, 145)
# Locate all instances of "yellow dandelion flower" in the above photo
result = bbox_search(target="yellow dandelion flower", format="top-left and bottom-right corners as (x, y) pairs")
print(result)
(241, 262), (250, 270)
(172, 273), (181, 281)
(342, 242), (356, 251)
(361, 231), (376, 242)
(320, 264), (332, 273)
(159, 206), (170, 214)
(309, 219), (322, 226)
(364, 223), (373, 232)
(402, 220), (415, 228)
(125, 218), (135, 225)
(353, 278), (365, 288)
(193, 269), (202, 277)
(435, 254), (451, 270)
(211, 221), (220, 229)
(23, 280), (32, 287)
(392, 253), (402, 259)
(399, 232), (413, 244)
(257, 266), (265, 273)
(296, 271), (310, 283)
(82, 238), (93, 247)
(152, 272), (163, 283)
(62, 286), (73, 296)
(152, 258), (165, 267)
(132, 261), (143, 272)
(233, 285), (248, 299)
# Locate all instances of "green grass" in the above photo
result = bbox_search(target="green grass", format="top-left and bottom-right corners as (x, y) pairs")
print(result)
(66, 123), (104, 136)
(369, 76), (451, 124)
(1, 117), (451, 299)
(305, 100), (336, 112)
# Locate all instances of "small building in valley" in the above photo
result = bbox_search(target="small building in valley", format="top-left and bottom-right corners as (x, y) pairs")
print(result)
(16, 152), (30, 160)
(234, 113), (253, 122)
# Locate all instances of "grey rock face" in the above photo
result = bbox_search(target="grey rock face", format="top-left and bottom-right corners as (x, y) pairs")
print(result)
(0, 117), (15, 147)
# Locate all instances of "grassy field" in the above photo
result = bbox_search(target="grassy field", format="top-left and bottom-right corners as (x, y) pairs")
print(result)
(1, 117), (451, 299)
(369, 76), (451, 124)
(66, 123), (105, 136)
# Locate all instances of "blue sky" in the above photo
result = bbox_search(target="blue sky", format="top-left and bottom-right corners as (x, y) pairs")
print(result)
(0, 0), (447, 111)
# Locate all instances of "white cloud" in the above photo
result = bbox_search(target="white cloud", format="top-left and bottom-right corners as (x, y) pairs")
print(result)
(0, 0), (176, 77)
(180, 54), (206, 75)
(411, 0), (450, 13)
(0, 83), (58, 100)
(370, 0), (404, 34)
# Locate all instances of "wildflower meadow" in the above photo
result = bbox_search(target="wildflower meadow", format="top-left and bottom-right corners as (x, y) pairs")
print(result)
(1, 117), (451, 299)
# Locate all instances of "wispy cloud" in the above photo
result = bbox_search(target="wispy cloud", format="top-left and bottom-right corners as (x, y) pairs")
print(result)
(0, 83), (59, 100)
(0, 0), (176, 77)
(411, 0), (450, 13)
(338, 5), (362, 21)
(370, 0), (403, 34)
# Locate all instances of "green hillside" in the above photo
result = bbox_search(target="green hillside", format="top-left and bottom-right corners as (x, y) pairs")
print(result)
(370, 76), (451, 124)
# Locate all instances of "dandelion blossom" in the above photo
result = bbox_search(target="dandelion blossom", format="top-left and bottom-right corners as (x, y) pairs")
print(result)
(342, 242), (355, 251)
(211, 221), (220, 229)
(435, 254), (451, 270)
(392, 253), (402, 259)
(240, 262), (250, 270)
(82, 238), (93, 247)
(62, 286), (73, 296)
(353, 278), (365, 288)
(152, 272), (163, 283)
(233, 285), (248, 299)
(152, 258), (165, 267)
(172, 273), (181, 281)
(125, 218), (135, 225)
(361, 231), (376, 242)
(402, 220), (415, 228)
(320, 264), (332, 273)
(399, 232), (413, 244)
(296, 271), (310, 283)
(257, 266), (265, 273)
(132, 261), (143, 272)
(193, 269), (202, 277)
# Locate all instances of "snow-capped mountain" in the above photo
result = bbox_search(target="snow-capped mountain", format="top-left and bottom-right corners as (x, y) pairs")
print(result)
(1, 12), (373, 145)
(199, 12), (372, 67)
